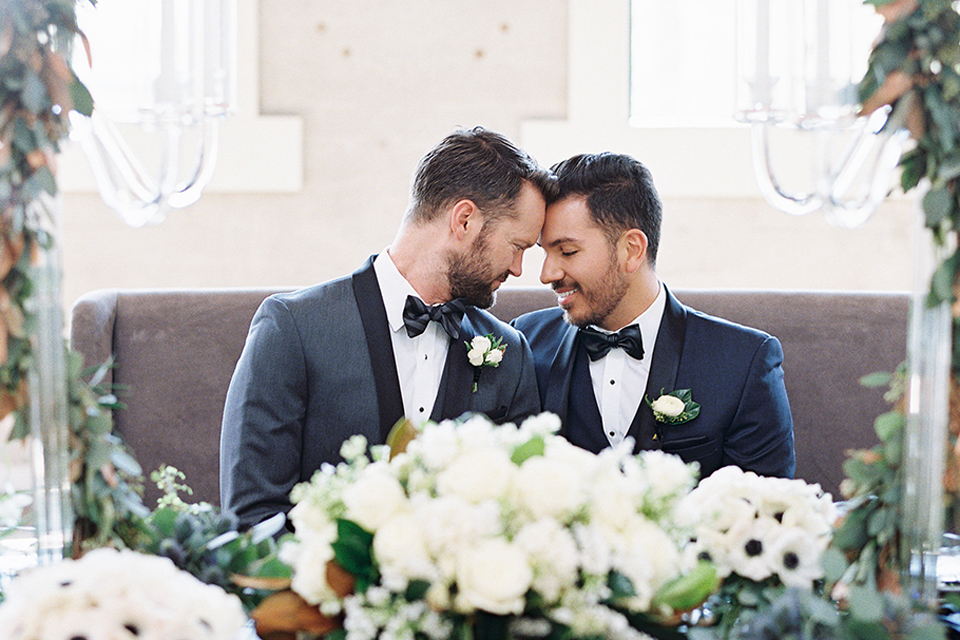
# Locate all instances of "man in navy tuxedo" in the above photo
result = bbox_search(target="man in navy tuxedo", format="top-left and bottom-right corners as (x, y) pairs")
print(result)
(512, 153), (794, 479)
(221, 127), (555, 528)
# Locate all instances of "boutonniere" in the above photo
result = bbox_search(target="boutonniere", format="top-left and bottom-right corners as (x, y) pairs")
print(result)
(465, 333), (506, 392)
(644, 389), (700, 433)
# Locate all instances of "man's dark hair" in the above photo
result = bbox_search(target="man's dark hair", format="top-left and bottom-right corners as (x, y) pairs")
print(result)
(408, 126), (557, 224)
(550, 153), (662, 265)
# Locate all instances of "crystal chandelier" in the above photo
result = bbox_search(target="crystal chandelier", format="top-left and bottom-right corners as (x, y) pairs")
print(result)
(71, 0), (237, 228)
(735, 0), (908, 228)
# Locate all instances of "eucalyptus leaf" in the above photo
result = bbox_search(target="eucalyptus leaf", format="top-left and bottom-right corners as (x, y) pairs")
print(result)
(923, 185), (952, 227)
(21, 69), (46, 114)
(848, 584), (884, 621)
(859, 371), (892, 388)
(874, 410), (903, 441)
(821, 547), (849, 582)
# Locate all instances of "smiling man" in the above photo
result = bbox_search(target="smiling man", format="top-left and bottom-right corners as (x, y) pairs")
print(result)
(512, 152), (795, 479)
(221, 127), (554, 528)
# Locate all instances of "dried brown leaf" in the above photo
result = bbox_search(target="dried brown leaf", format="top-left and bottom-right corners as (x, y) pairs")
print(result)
(860, 71), (914, 117)
(251, 590), (341, 640)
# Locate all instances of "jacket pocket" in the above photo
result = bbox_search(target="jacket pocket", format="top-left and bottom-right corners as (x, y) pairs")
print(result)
(660, 435), (718, 461)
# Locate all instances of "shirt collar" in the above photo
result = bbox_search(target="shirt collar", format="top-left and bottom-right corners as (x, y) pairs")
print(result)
(373, 250), (421, 333)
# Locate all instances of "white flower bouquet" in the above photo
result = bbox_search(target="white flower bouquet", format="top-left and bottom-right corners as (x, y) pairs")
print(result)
(272, 412), (718, 640)
(0, 547), (247, 640)
(680, 465), (838, 636)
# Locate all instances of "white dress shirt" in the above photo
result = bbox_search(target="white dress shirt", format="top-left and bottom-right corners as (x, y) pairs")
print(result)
(374, 251), (450, 425)
(589, 282), (666, 447)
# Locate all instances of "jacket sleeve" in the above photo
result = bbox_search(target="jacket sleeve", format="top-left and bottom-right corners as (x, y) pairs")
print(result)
(219, 296), (307, 528)
(502, 329), (543, 424)
(722, 335), (796, 478)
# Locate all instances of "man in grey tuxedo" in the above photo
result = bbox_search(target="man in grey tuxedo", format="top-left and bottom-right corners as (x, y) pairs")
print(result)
(512, 153), (794, 479)
(220, 127), (555, 528)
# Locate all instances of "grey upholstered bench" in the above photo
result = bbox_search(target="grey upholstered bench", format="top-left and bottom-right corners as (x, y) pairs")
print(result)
(70, 286), (909, 507)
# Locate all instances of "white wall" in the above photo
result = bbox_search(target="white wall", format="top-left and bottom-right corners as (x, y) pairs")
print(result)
(58, 0), (917, 317)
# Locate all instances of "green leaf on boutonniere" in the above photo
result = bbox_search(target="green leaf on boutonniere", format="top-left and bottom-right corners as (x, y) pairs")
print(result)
(644, 389), (700, 425)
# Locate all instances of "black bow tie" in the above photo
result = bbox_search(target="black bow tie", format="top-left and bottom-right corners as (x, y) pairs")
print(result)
(402, 295), (465, 340)
(580, 324), (644, 361)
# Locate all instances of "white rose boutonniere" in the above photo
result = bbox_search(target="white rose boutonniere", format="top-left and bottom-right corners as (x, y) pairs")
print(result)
(465, 333), (506, 392)
(644, 389), (700, 435)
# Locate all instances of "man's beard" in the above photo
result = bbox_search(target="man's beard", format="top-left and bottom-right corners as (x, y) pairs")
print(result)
(446, 234), (507, 309)
(557, 256), (629, 328)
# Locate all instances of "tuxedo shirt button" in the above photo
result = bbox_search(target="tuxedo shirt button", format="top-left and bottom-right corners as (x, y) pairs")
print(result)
(609, 379), (615, 385)
(419, 407), (425, 413)
(609, 431), (615, 437)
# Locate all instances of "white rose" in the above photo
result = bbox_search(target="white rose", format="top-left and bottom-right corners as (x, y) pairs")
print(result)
(455, 538), (532, 615)
(651, 394), (685, 417)
(373, 513), (437, 586)
(515, 455), (584, 520)
(514, 519), (579, 603)
(485, 348), (503, 365)
(468, 348), (485, 367)
(470, 335), (492, 352)
(341, 463), (408, 532)
(436, 447), (516, 503)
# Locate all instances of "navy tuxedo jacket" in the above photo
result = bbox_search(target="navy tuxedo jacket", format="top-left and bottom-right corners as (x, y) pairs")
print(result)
(220, 257), (541, 527)
(511, 287), (795, 479)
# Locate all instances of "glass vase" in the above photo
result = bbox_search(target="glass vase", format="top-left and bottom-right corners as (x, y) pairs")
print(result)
(901, 219), (953, 609)
(0, 193), (71, 586)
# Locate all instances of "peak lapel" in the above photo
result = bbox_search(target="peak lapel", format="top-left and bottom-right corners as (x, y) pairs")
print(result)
(351, 256), (404, 442)
(631, 287), (688, 452)
(545, 323), (579, 435)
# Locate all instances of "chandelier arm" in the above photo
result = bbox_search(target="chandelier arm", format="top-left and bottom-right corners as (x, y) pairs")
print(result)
(167, 118), (220, 209)
(750, 121), (824, 216)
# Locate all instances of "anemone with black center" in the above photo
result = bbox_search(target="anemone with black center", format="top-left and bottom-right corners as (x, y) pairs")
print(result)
(744, 539), (763, 557)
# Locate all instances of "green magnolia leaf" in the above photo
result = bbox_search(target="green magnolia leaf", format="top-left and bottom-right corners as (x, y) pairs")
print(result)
(511, 434), (545, 465)
(651, 560), (717, 612)
(405, 579), (430, 601)
(70, 77), (94, 117)
(331, 518), (377, 590)
(607, 570), (637, 599)
(929, 252), (959, 303)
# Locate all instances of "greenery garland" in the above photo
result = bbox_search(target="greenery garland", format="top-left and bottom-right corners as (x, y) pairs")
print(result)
(0, 0), (147, 550)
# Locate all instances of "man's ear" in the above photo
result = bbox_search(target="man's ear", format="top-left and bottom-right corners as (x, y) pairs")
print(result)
(449, 199), (482, 241)
(620, 229), (649, 273)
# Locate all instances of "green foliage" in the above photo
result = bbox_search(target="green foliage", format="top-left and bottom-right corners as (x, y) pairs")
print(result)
(331, 518), (379, 593)
(131, 468), (289, 612)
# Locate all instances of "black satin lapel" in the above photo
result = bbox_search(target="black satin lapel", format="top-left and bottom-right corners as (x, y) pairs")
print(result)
(547, 324), (579, 437)
(351, 256), (404, 442)
(631, 288), (687, 452)
(434, 315), (473, 421)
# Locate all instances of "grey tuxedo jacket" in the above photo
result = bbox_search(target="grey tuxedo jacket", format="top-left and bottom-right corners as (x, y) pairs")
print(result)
(220, 257), (541, 527)
(511, 286), (795, 479)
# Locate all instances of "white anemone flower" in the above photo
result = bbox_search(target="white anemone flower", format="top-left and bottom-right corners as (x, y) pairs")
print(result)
(768, 526), (828, 589)
(725, 516), (780, 582)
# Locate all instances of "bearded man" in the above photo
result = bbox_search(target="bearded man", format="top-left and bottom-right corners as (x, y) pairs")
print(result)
(221, 127), (554, 527)
(512, 153), (795, 479)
